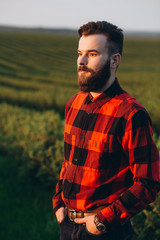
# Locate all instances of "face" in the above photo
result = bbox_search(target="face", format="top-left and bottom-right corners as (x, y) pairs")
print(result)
(77, 34), (111, 92)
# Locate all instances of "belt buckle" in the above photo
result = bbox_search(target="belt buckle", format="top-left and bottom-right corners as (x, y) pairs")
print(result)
(69, 209), (77, 221)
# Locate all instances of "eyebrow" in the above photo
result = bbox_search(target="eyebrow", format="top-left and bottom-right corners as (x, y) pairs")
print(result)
(77, 49), (100, 53)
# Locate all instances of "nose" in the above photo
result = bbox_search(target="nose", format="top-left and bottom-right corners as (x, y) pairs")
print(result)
(78, 54), (88, 65)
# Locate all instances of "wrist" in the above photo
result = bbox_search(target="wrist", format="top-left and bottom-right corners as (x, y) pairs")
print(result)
(94, 215), (106, 232)
(96, 211), (111, 232)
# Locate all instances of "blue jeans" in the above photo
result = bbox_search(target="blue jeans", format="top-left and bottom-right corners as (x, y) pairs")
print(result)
(59, 216), (134, 240)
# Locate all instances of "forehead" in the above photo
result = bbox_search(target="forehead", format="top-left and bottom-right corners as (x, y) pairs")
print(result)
(78, 34), (108, 52)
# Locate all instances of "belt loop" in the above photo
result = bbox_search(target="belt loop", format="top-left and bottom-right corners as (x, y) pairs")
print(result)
(81, 211), (84, 218)
(73, 210), (77, 219)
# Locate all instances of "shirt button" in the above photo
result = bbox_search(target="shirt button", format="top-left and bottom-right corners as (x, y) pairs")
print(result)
(74, 158), (78, 162)
(68, 180), (72, 183)
(91, 99), (94, 103)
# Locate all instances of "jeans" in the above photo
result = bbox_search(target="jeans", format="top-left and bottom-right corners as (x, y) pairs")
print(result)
(59, 216), (134, 240)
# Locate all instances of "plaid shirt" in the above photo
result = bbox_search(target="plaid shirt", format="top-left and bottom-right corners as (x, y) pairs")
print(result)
(53, 78), (160, 229)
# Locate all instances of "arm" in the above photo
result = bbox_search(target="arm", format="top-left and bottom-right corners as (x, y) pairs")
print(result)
(52, 178), (65, 214)
(96, 110), (160, 230)
(52, 177), (65, 223)
(52, 100), (71, 215)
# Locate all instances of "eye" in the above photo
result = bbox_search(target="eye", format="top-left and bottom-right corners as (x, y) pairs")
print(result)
(77, 52), (82, 56)
(89, 52), (97, 57)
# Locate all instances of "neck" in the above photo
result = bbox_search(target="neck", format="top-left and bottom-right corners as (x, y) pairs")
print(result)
(90, 73), (115, 98)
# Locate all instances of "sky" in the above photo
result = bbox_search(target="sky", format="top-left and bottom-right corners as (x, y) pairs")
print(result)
(0, 0), (160, 32)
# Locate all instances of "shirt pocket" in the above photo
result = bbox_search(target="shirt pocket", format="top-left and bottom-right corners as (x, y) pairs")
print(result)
(86, 138), (110, 169)
(88, 139), (109, 152)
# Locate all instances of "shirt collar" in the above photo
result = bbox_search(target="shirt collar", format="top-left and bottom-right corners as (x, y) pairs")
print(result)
(84, 78), (123, 108)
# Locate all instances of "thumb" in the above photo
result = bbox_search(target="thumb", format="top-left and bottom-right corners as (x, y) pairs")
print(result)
(74, 217), (87, 224)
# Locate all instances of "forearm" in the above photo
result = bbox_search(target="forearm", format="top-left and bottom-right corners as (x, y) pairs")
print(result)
(52, 179), (65, 214)
(97, 178), (160, 229)
(53, 160), (67, 213)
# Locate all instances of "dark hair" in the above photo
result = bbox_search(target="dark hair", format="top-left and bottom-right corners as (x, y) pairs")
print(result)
(78, 21), (124, 56)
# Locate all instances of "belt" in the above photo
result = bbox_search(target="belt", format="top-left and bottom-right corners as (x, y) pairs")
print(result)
(66, 206), (105, 221)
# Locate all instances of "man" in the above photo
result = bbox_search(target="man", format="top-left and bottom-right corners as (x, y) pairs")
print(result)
(53, 21), (160, 240)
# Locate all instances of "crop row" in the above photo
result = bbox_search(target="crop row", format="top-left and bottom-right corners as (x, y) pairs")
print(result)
(0, 33), (160, 129)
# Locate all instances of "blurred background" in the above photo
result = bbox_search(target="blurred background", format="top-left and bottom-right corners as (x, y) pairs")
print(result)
(0, 0), (160, 239)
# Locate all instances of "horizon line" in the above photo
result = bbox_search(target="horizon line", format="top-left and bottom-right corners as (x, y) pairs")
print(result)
(0, 24), (160, 34)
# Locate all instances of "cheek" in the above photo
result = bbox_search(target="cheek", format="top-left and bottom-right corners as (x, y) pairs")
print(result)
(90, 56), (108, 71)
(91, 60), (104, 71)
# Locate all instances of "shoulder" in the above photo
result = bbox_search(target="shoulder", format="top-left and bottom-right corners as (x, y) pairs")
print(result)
(65, 92), (88, 117)
(66, 92), (87, 108)
(66, 93), (79, 108)
(117, 91), (152, 126)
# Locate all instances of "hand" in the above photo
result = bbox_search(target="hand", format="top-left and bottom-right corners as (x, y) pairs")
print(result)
(74, 215), (102, 235)
(55, 207), (65, 223)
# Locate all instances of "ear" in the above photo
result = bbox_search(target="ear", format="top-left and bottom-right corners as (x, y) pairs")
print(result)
(110, 53), (121, 69)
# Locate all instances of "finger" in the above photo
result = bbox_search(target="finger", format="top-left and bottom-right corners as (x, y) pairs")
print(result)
(74, 217), (87, 224)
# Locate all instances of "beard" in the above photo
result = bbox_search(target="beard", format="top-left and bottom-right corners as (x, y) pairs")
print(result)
(77, 59), (111, 92)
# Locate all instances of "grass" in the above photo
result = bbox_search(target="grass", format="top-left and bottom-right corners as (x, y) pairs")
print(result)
(0, 154), (59, 240)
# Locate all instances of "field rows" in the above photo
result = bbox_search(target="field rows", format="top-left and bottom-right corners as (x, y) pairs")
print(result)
(0, 32), (160, 130)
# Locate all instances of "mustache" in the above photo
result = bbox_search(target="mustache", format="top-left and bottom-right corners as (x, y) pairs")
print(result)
(78, 66), (91, 72)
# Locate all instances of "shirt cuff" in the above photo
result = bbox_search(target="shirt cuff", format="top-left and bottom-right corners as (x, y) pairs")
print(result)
(53, 203), (65, 215)
(96, 211), (112, 232)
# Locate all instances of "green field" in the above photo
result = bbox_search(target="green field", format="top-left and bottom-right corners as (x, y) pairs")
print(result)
(0, 32), (160, 126)
(0, 31), (160, 240)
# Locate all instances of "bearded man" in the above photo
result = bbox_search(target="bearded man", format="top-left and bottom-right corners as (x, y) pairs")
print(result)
(53, 21), (160, 240)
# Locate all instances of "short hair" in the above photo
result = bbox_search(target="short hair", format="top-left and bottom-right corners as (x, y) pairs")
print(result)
(78, 21), (124, 56)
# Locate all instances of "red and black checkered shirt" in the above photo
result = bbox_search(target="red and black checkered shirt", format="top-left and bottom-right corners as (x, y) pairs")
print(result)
(53, 78), (160, 229)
